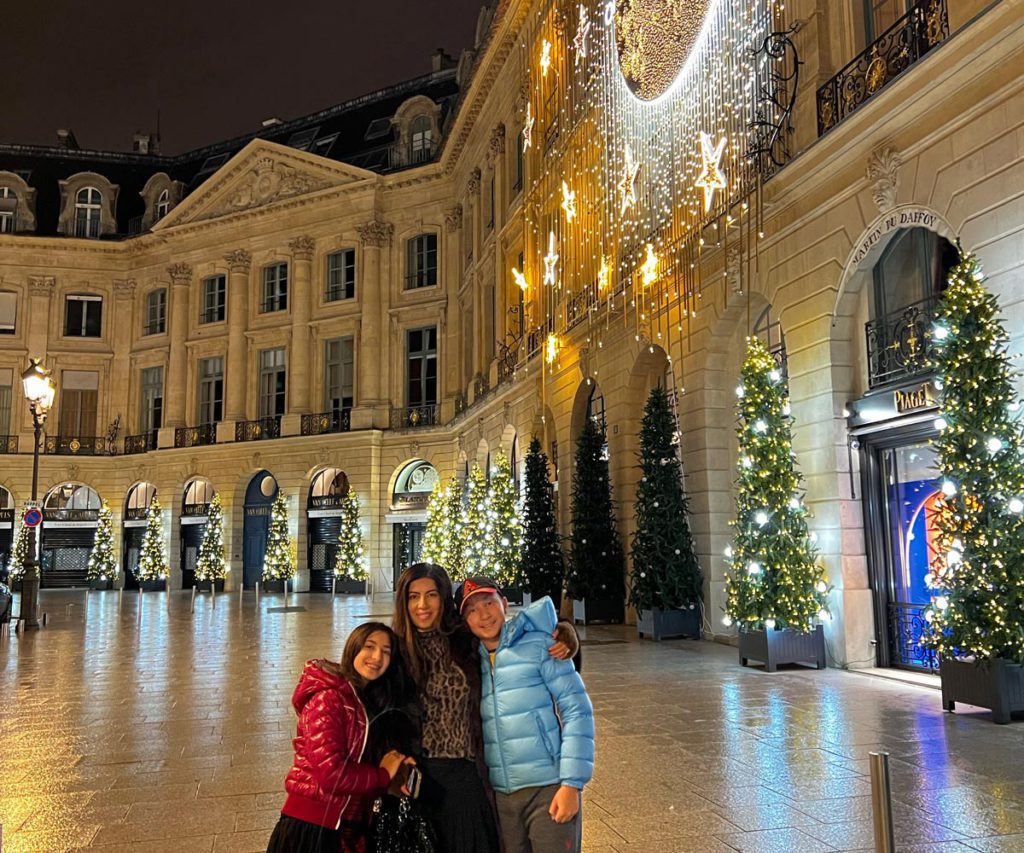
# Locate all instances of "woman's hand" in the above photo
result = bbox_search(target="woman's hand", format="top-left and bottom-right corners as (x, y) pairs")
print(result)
(548, 785), (581, 823)
(379, 749), (405, 779)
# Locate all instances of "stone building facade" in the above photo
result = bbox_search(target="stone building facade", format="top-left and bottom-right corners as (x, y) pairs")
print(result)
(1, 0), (1021, 671)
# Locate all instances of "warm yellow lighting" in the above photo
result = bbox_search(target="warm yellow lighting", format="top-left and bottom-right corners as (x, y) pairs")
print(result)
(512, 267), (529, 292)
(573, 4), (591, 65)
(540, 40), (552, 76)
(545, 333), (559, 364)
(695, 131), (727, 212)
(522, 102), (534, 152)
(21, 358), (55, 412)
(617, 144), (640, 215)
(561, 181), (577, 221)
(641, 243), (659, 287)
(543, 231), (559, 286)
(598, 256), (611, 291)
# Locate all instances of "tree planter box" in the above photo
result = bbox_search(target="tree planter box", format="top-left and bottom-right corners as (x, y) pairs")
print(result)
(941, 657), (1024, 725)
(0, 591), (12, 625)
(572, 597), (623, 625)
(334, 578), (366, 594)
(638, 607), (701, 641)
(88, 578), (113, 591)
(261, 579), (286, 593)
(739, 624), (826, 672)
(140, 579), (166, 593)
(196, 579), (225, 593)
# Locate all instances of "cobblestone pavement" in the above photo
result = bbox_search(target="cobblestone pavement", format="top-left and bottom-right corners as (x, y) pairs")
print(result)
(2, 590), (1024, 852)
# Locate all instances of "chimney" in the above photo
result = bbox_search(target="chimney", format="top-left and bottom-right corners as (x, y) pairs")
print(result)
(133, 131), (160, 154)
(56, 128), (80, 150)
(432, 48), (456, 72)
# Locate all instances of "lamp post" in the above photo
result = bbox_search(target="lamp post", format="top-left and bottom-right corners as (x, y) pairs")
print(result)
(19, 358), (55, 629)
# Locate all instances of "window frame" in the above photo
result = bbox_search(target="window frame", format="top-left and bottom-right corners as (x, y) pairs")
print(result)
(144, 288), (167, 336)
(409, 115), (434, 164)
(155, 188), (171, 221)
(259, 347), (287, 418)
(198, 356), (224, 426)
(0, 186), (15, 233)
(405, 325), (438, 408)
(325, 248), (357, 302)
(405, 233), (438, 290)
(74, 186), (102, 238)
(64, 294), (103, 338)
(261, 262), (289, 313)
(139, 366), (164, 436)
(0, 290), (16, 335)
(200, 275), (227, 324)
(324, 337), (355, 413)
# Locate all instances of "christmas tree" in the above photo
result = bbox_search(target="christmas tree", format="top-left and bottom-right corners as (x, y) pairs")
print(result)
(6, 518), (29, 582)
(486, 451), (524, 589)
(521, 437), (564, 606)
(335, 489), (368, 581)
(459, 463), (494, 581)
(136, 496), (169, 582)
(422, 477), (464, 575)
(925, 255), (1024, 664)
(630, 386), (702, 613)
(86, 501), (117, 583)
(567, 415), (625, 603)
(723, 337), (829, 632)
(262, 494), (296, 581)
(195, 494), (228, 583)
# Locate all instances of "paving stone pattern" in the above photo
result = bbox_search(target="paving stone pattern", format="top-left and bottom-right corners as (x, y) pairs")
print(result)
(2, 590), (1024, 852)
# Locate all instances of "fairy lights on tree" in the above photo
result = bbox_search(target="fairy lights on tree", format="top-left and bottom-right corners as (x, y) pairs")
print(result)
(262, 494), (296, 583)
(86, 501), (117, 583)
(423, 476), (466, 578)
(335, 490), (368, 582)
(6, 517), (29, 582)
(195, 494), (227, 584)
(136, 496), (169, 583)
(522, 437), (564, 606)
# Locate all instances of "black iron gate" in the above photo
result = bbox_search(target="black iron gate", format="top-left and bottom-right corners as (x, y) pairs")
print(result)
(308, 516), (341, 593)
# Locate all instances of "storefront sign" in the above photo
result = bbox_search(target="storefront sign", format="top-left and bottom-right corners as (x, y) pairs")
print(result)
(850, 207), (941, 269)
(895, 383), (936, 414)
(848, 377), (940, 431)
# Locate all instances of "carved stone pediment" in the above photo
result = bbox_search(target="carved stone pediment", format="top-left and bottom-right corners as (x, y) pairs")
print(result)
(867, 145), (900, 213)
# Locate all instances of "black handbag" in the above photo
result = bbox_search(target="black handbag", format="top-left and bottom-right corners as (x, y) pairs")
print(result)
(370, 795), (438, 853)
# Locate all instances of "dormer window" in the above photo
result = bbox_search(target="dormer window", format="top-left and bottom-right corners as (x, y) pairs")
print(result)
(155, 189), (170, 221)
(74, 187), (102, 238)
(410, 116), (434, 164)
(0, 187), (15, 233)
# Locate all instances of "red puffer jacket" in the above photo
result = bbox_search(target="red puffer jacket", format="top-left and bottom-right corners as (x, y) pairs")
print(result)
(282, 660), (390, 838)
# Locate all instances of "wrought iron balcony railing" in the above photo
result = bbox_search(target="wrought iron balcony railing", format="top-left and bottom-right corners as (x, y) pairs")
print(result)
(175, 424), (217, 448)
(390, 404), (439, 430)
(887, 602), (939, 672)
(454, 393), (468, 416)
(817, 0), (949, 136)
(300, 409), (351, 436)
(0, 435), (18, 454)
(565, 281), (599, 331)
(124, 432), (158, 455)
(45, 435), (105, 456)
(473, 373), (490, 399)
(865, 293), (939, 389)
(235, 416), (281, 442)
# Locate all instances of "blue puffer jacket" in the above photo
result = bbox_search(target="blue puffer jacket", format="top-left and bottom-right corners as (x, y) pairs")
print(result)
(478, 596), (595, 794)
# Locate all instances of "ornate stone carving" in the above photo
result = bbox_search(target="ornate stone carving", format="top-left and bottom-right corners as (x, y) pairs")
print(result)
(409, 440), (420, 458)
(467, 168), (482, 196)
(212, 157), (330, 216)
(487, 124), (506, 166)
(113, 279), (137, 298)
(867, 146), (900, 213)
(444, 205), (464, 232)
(225, 249), (252, 272)
(726, 246), (742, 292)
(357, 220), (393, 248)
(288, 235), (316, 260)
(167, 262), (192, 284)
(28, 275), (55, 296)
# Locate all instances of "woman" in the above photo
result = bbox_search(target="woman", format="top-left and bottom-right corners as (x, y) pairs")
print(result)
(267, 622), (410, 853)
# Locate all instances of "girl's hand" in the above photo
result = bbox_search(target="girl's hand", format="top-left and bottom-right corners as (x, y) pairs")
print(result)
(548, 785), (581, 823)
(380, 750), (405, 779)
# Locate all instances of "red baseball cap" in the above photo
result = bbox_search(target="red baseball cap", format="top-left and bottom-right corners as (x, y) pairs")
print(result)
(455, 576), (504, 614)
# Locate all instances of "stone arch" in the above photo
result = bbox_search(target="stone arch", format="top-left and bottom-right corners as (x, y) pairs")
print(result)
(57, 171), (119, 237)
(475, 438), (490, 470)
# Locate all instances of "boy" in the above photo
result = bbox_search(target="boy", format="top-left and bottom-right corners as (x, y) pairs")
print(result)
(455, 576), (595, 853)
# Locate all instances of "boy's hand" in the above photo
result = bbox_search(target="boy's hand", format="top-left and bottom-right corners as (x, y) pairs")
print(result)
(549, 785), (581, 823)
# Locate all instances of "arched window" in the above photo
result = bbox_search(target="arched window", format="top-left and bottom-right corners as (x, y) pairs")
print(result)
(183, 478), (216, 517)
(753, 304), (787, 376)
(125, 482), (157, 519)
(0, 186), (15, 234)
(44, 483), (102, 512)
(74, 187), (102, 238)
(410, 116), (434, 164)
(872, 227), (957, 321)
(155, 188), (170, 221)
(310, 468), (349, 508)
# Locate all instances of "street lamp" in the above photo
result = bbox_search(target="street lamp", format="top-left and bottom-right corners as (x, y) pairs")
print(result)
(19, 358), (55, 629)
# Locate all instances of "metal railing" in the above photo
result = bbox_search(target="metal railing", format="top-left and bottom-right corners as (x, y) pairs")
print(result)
(124, 432), (158, 455)
(44, 435), (105, 455)
(565, 281), (599, 331)
(235, 416), (281, 442)
(404, 269), (438, 290)
(199, 307), (225, 324)
(865, 293), (939, 388)
(473, 373), (490, 399)
(817, 0), (949, 135)
(0, 435), (18, 454)
(887, 602), (940, 672)
(175, 424), (217, 448)
(454, 393), (468, 416)
(0, 213), (18, 234)
(325, 285), (355, 303)
(127, 215), (144, 235)
(300, 409), (351, 436)
(389, 404), (439, 430)
(142, 320), (165, 336)
(71, 217), (102, 238)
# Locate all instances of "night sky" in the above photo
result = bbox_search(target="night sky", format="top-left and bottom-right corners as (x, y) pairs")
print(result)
(2, 0), (487, 155)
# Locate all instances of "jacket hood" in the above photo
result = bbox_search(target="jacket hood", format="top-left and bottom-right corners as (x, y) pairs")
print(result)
(501, 596), (558, 648)
(292, 659), (350, 713)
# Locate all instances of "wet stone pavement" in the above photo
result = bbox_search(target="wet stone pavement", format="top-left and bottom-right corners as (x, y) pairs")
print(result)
(2, 590), (1024, 852)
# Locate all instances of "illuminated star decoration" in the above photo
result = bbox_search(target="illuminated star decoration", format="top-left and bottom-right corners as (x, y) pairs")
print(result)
(617, 144), (641, 215)
(522, 102), (534, 152)
(598, 255), (611, 291)
(546, 333), (559, 365)
(573, 4), (591, 65)
(511, 267), (529, 292)
(603, 0), (615, 26)
(540, 39), (552, 76)
(641, 243), (658, 287)
(695, 132), (728, 213)
(561, 181), (577, 221)
(543, 231), (560, 286)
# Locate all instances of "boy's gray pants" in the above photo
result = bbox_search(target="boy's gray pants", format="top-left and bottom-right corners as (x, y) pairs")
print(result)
(495, 784), (582, 853)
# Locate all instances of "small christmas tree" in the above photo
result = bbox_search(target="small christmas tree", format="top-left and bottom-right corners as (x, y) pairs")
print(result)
(459, 463), (493, 581)
(195, 494), (228, 583)
(6, 517), (29, 582)
(522, 437), (564, 606)
(422, 477), (464, 575)
(723, 337), (829, 632)
(335, 489), (368, 582)
(136, 496), (169, 583)
(630, 386), (702, 613)
(925, 255), (1024, 664)
(86, 502), (117, 583)
(567, 416), (625, 604)
(262, 494), (296, 582)
(487, 451), (524, 589)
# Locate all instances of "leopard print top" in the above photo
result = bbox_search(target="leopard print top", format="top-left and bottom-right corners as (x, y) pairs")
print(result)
(418, 630), (473, 759)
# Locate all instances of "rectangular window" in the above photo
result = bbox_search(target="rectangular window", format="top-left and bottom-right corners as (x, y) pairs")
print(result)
(406, 326), (437, 407)
(0, 291), (16, 334)
(259, 348), (287, 418)
(487, 175), (495, 230)
(0, 369), (12, 436)
(64, 295), (102, 337)
(326, 249), (356, 301)
(262, 263), (288, 313)
(200, 275), (226, 324)
(863, 0), (910, 44)
(140, 366), (163, 435)
(516, 251), (525, 336)
(513, 131), (524, 193)
(144, 289), (167, 335)
(58, 370), (99, 436)
(198, 357), (224, 425)
(405, 234), (438, 289)
(324, 337), (355, 412)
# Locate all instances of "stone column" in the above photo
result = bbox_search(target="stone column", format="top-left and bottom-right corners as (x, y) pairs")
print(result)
(22, 277), (54, 442)
(443, 205), (463, 404)
(488, 125), (506, 383)
(288, 236), (315, 415)
(467, 169), (483, 383)
(164, 263), (192, 428)
(351, 220), (393, 430)
(224, 250), (252, 423)
(110, 280), (136, 433)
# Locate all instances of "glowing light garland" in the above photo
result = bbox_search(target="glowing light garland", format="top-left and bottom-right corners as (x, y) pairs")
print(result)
(695, 131), (728, 212)
(574, 3), (592, 64)
(561, 180), (578, 222)
(543, 230), (560, 286)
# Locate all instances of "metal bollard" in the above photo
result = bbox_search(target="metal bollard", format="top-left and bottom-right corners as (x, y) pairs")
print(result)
(869, 752), (896, 853)
(332, 576), (337, 598)
(255, 581), (260, 609)
(190, 585), (197, 614)
(211, 581), (217, 605)
(239, 580), (244, 608)
(138, 587), (144, 622)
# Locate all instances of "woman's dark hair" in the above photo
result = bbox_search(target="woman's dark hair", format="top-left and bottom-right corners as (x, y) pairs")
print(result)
(392, 562), (462, 685)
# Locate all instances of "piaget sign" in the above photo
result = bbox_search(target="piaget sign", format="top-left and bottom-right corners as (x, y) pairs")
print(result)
(894, 382), (937, 414)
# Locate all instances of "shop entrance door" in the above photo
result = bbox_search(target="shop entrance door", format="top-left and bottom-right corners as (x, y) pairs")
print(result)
(392, 522), (426, 588)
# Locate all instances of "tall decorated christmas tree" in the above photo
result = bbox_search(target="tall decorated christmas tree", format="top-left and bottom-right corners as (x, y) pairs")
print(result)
(136, 496), (169, 583)
(86, 501), (118, 584)
(5, 518), (29, 582)
(723, 337), (829, 634)
(521, 437), (564, 606)
(195, 493), (228, 584)
(459, 463), (494, 581)
(422, 477), (465, 576)
(567, 415), (625, 620)
(335, 489), (368, 582)
(630, 386), (702, 623)
(262, 493), (296, 583)
(487, 451), (524, 589)
(925, 255), (1024, 667)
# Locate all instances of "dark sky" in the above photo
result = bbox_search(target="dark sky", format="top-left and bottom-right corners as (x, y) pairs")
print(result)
(1, 0), (487, 155)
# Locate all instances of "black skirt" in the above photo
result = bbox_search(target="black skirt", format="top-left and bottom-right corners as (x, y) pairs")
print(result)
(418, 757), (499, 853)
(266, 814), (340, 853)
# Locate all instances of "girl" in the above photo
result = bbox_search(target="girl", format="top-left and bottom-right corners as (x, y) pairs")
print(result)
(267, 622), (409, 853)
